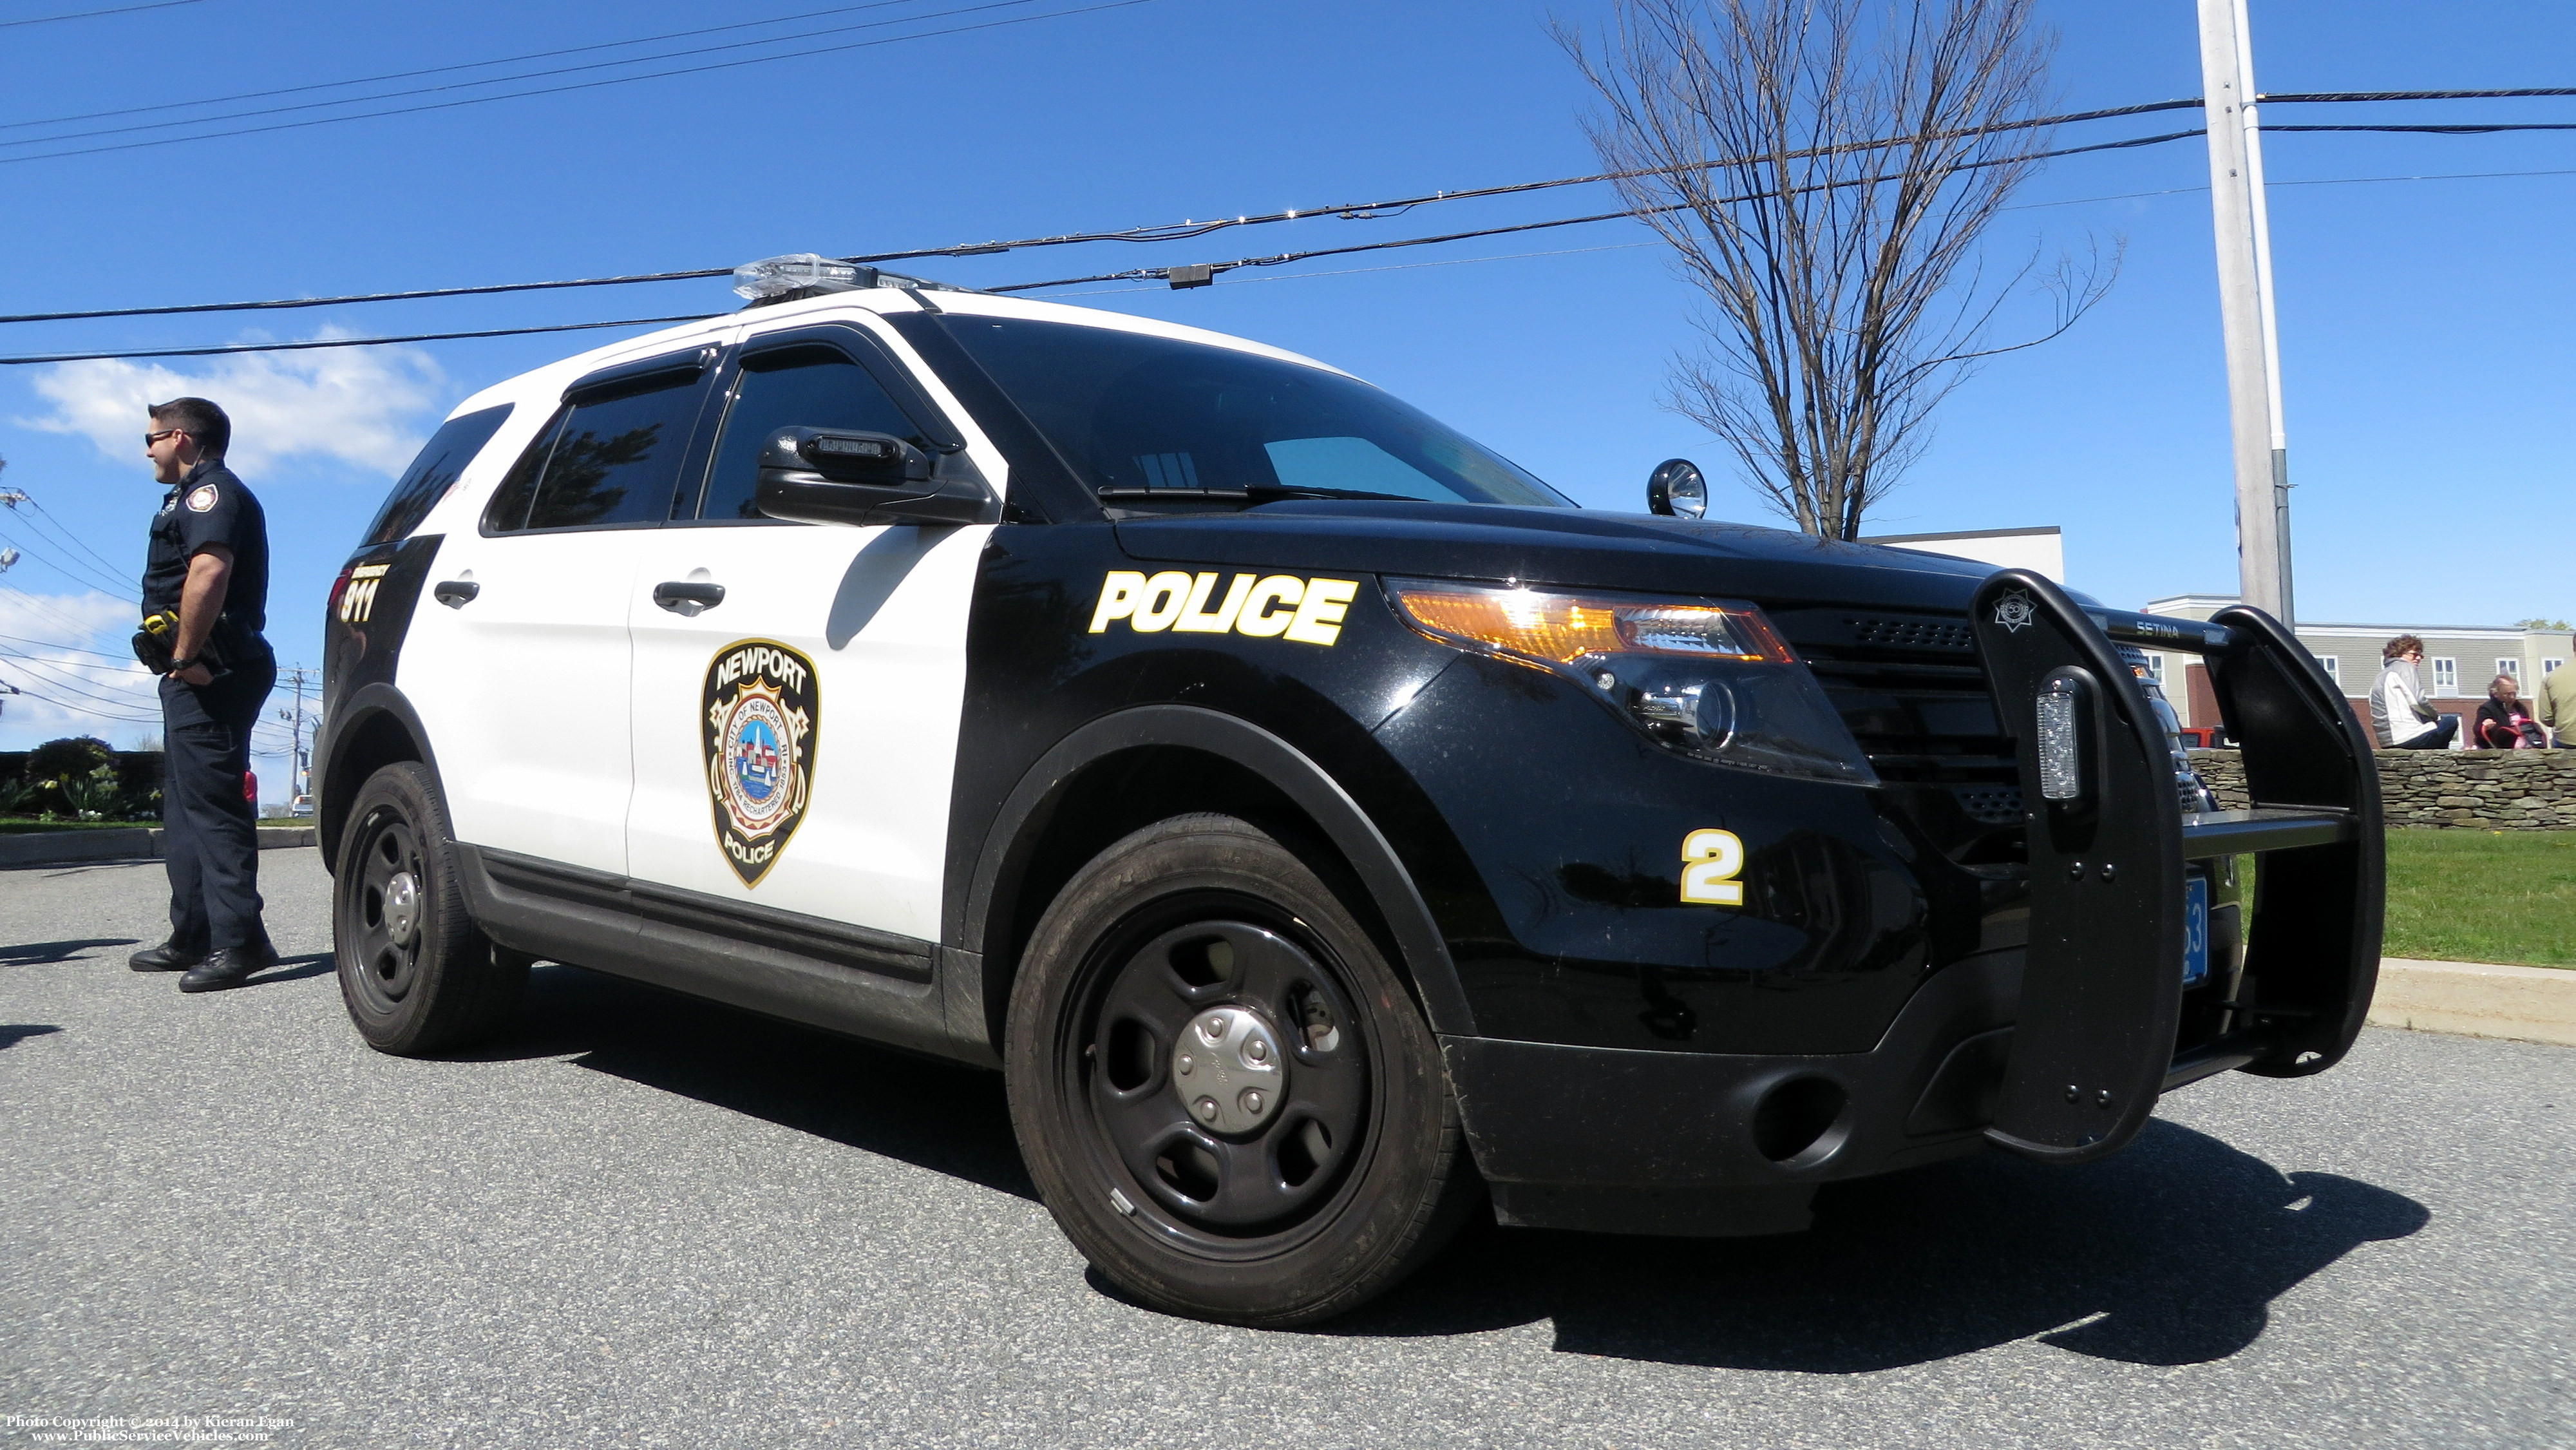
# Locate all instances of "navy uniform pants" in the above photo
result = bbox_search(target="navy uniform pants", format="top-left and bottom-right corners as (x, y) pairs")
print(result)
(158, 651), (277, 955)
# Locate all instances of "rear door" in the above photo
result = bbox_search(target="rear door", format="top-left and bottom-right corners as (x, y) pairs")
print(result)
(402, 348), (719, 875)
(623, 320), (989, 947)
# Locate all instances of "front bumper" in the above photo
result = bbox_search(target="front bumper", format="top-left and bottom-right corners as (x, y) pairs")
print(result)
(1446, 947), (2018, 1235)
(1441, 576), (2385, 1234)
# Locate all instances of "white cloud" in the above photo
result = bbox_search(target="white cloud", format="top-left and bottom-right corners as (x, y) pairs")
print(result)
(18, 331), (445, 477)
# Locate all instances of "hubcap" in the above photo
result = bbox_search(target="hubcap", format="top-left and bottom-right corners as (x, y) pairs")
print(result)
(1173, 1006), (1286, 1134)
(1079, 913), (1370, 1238)
(382, 871), (421, 944)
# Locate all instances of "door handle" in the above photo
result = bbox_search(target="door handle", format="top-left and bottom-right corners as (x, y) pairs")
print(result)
(432, 580), (479, 607)
(652, 580), (726, 611)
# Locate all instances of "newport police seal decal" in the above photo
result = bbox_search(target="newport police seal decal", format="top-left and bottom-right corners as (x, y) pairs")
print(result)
(701, 640), (819, 887)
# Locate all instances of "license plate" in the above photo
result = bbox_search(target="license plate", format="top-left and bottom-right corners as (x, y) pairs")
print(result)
(2182, 875), (2211, 987)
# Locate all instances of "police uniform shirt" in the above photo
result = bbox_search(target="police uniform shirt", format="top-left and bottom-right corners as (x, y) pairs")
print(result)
(144, 459), (269, 640)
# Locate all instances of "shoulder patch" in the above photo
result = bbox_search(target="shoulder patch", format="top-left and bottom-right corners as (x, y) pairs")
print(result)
(185, 484), (220, 513)
(702, 640), (820, 887)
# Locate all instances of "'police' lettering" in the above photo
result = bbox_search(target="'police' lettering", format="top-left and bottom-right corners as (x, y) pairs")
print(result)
(1089, 571), (1360, 646)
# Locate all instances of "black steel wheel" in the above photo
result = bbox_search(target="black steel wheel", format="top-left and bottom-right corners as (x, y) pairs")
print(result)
(1007, 814), (1480, 1326)
(332, 761), (527, 1054)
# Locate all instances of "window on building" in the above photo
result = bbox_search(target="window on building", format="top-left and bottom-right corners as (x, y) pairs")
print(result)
(2548, 658), (2564, 676)
(2318, 655), (2339, 685)
(2497, 658), (2519, 681)
(2431, 657), (2459, 696)
(2144, 653), (2166, 684)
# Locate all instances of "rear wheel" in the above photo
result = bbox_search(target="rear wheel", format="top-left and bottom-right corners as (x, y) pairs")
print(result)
(1005, 814), (1478, 1326)
(333, 761), (528, 1054)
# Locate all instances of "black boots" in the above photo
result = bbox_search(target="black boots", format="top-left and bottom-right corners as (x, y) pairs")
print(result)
(177, 944), (276, 994)
(128, 940), (205, 973)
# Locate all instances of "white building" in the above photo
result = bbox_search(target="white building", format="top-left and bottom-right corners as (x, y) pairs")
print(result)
(2141, 594), (2571, 735)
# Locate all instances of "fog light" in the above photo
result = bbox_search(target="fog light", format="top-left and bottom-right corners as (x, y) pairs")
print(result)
(2036, 678), (2083, 801)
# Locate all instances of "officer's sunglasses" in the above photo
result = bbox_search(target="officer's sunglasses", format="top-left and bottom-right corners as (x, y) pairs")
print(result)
(144, 428), (187, 446)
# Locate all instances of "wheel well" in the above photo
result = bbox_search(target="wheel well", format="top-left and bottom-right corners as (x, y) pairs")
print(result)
(318, 709), (423, 870)
(986, 745), (1409, 1045)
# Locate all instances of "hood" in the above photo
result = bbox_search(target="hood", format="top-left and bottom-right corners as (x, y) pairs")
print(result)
(1113, 500), (2003, 613)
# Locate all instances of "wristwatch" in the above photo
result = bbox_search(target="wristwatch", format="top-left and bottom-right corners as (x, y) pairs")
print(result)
(168, 655), (199, 674)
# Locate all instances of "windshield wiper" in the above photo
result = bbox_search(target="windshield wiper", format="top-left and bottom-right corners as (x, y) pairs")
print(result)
(1094, 484), (1421, 505)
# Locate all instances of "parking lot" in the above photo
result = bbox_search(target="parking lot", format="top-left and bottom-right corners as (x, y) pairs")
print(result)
(5, 848), (2570, 1449)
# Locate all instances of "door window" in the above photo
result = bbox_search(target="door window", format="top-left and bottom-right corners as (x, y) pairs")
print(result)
(483, 374), (706, 533)
(693, 346), (930, 522)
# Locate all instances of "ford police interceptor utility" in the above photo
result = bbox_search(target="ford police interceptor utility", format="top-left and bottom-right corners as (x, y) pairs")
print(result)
(319, 254), (2385, 1327)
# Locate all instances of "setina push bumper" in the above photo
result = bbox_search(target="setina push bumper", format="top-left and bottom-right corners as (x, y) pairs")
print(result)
(1443, 570), (2383, 1237)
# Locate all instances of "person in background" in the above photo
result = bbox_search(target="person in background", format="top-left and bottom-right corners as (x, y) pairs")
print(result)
(2369, 636), (2456, 750)
(2541, 658), (2576, 749)
(2475, 674), (2548, 749)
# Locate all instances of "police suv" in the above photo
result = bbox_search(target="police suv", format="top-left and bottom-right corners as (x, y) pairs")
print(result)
(319, 255), (2385, 1326)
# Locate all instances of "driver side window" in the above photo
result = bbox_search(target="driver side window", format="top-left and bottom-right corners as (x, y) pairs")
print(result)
(693, 347), (925, 522)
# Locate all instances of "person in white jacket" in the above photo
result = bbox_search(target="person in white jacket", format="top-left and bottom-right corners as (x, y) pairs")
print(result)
(2370, 636), (2458, 749)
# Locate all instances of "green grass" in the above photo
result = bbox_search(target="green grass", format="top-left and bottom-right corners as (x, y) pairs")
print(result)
(2382, 828), (2576, 968)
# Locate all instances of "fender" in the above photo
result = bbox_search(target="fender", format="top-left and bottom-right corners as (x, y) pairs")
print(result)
(956, 703), (1475, 1045)
(314, 682), (444, 869)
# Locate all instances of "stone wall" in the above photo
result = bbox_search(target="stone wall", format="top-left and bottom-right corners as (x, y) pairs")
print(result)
(2189, 747), (2576, 830)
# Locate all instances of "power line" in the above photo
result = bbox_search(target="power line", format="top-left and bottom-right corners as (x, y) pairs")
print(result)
(0, 0), (946, 132)
(13, 124), (2576, 364)
(0, 526), (135, 598)
(0, 0), (1063, 152)
(0, 631), (131, 662)
(0, 0), (200, 29)
(3, 490), (131, 583)
(0, 0), (1160, 167)
(0, 313), (714, 365)
(8, 84), (2566, 328)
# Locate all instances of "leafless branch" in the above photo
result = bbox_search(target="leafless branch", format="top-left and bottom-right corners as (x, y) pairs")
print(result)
(1561, 0), (2119, 538)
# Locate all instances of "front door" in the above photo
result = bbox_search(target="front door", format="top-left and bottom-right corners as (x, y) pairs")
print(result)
(624, 327), (990, 946)
(403, 354), (716, 876)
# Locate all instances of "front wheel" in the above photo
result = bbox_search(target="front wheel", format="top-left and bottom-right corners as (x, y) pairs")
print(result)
(332, 761), (527, 1055)
(1005, 814), (1479, 1326)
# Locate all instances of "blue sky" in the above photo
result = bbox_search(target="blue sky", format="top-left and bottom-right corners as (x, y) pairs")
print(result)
(0, 0), (2570, 767)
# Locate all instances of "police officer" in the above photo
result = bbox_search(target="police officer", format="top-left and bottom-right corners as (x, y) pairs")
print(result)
(126, 397), (279, 992)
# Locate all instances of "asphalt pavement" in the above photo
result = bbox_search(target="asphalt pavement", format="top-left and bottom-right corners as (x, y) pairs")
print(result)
(4, 849), (2569, 1449)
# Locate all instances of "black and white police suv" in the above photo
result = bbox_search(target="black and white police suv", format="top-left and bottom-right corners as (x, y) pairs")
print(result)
(318, 253), (2385, 1326)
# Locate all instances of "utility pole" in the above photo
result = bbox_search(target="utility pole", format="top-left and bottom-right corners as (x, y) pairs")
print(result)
(273, 666), (314, 810)
(2198, 0), (2295, 624)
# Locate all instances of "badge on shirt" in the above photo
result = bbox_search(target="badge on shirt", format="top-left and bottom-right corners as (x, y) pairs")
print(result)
(185, 484), (220, 513)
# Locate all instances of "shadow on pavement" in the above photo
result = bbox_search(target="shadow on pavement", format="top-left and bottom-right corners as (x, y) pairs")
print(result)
(3, 937), (140, 966)
(427, 963), (2428, 1368)
(1, 1024), (65, 1049)
(243, 951), (335, 986)
(1330, 1120), (2429, 1369)
(464, 963), (1036, 1202)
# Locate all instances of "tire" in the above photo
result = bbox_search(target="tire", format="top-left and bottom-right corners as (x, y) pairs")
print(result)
(1005, 814), (1480, 1326)
(332, 761), (528, 1055)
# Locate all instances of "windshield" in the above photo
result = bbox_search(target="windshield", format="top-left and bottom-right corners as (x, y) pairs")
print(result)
(938, 316), (1570, 507)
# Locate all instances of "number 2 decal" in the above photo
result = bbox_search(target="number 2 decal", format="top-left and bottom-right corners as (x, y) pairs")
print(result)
(1680, 828), (1745, 906)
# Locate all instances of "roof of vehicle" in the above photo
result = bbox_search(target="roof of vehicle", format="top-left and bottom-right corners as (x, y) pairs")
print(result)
(439, 286), (1354, 425)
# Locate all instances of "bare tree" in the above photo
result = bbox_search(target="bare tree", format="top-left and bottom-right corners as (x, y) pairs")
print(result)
(1563, 0), (2116, 538)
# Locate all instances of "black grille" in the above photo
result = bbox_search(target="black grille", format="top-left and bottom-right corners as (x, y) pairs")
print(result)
(1954, 785), (2025, 825)
(1768, 606), (2022, 859)
(1849, 616), (1976, 652)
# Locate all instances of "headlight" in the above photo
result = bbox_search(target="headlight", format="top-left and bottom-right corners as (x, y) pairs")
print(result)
(1388, 579), (1877, 785)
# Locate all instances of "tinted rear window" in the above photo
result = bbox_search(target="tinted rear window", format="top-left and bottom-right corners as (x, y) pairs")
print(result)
(939, 318), (1566, 506)
(483, 373), (706, 532)
(360, 404), (512, 546)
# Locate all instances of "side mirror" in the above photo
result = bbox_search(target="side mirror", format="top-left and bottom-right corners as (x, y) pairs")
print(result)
(755, 426), (996, 526)
(1647, 458), (1707, 519)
